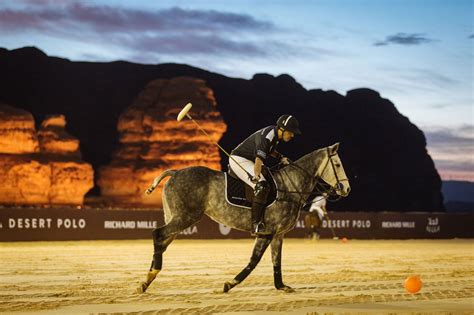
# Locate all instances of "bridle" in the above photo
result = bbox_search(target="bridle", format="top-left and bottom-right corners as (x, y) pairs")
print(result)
(275, 148), (348, 206)
(323, 148), (350, 199)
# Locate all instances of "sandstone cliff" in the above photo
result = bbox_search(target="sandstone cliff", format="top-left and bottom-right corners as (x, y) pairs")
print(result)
(97, 77), (226, 206)
(0, 104), (39, 153)
(38, 115), (81, 157)
(0, 104), (93, 205)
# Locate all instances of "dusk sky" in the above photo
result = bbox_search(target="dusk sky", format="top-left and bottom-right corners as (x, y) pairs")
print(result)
(0, 0), (472, 181)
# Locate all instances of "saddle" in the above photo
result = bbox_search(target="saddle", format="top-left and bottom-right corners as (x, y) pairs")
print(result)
(225, 166), (277, 208)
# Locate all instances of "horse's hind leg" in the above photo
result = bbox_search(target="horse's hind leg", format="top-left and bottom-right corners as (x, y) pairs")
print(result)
(137, 217), (195, 293)
(223, 235), (272, 293)
(137, 233), (176, 293)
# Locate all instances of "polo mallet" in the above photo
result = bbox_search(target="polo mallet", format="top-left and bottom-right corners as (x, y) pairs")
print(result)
(177, 103), (253, 179)
(324, 213), (339, 240)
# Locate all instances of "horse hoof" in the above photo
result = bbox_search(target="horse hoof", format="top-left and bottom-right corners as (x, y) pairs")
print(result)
(285, 287), (295, 293)
(136, 282), (148, 294)
(278, 285), (295, 293)
(223, 281), (233, 293)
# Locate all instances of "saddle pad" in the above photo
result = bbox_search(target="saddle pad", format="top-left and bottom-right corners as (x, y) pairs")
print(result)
(224, 173), (277, 209)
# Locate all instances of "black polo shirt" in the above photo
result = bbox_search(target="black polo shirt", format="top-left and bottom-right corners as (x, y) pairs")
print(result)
(231, 126), (279, 161)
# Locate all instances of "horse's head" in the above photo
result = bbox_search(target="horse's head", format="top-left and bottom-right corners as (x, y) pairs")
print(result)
(317, 143), (351, 197)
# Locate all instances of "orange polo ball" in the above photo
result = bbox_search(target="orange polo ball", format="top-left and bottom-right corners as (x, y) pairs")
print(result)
(404, 275), (422, 293)
(341, 237), (348, 243)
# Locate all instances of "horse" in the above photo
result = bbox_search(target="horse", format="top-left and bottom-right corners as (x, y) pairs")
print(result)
(137, 142), (350, 294)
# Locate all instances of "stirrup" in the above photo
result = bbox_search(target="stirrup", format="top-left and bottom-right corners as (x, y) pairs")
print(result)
(252, 222), (265, 235)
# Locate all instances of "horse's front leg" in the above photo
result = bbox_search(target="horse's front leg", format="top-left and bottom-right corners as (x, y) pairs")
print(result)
(223, 235), (272, 293)
(271, 234), (295, 292)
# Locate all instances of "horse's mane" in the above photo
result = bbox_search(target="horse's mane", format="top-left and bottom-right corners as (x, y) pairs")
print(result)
(273, 146), (326, 176)
(293, 147), (326, 167)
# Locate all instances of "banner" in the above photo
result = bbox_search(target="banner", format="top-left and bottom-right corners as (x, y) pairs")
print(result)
(0, 208), (472, 241)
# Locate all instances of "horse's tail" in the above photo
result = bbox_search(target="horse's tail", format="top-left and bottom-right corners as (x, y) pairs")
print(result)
(145, 169), (178, 195)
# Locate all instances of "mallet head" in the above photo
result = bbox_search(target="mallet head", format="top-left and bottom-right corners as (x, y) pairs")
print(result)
(177, 103), (193, 121)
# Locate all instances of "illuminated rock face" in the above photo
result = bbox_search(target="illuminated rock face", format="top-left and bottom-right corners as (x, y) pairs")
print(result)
(0, 155), (93, 205)
(0, 105), (93, 205)
(98, 77), (226, 206)
(0, 104), (39, 154)
(38, 115), (81, 157)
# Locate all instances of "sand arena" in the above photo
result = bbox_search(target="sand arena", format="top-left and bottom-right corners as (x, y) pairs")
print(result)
(0, 239), (473, 314)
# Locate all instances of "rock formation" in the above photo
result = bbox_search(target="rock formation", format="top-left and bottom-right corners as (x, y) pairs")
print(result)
(98, 77), (226, 206)
(0, 104), (39, 153)
(38, 115), (81, 157)
(0, 47), (445, 211)
(0, 104), (93, 205)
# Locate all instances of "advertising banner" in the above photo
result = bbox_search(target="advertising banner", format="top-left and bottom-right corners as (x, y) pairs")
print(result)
(0, 208), (472, 241)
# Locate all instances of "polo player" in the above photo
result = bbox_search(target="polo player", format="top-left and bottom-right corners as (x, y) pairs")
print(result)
(304, 193), (328, 239)
(229, 115), (301, 235)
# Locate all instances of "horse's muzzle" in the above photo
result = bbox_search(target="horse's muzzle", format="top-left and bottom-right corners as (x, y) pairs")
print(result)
(336, 182), (350, 197)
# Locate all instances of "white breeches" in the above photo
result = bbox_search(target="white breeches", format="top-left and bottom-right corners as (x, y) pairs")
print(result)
(309, 205), (325, 221)
(229, 155), (266, 189)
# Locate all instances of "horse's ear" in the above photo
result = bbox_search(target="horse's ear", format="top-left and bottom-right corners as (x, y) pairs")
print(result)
(330, 142), (340, 154)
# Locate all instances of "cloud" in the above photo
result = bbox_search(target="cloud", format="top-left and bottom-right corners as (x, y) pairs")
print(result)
(117, 33), (268, 56)
(15, 0), (62, 5)
(424, 124), (474, 178)
(80, 52), (122, 63)
(0, 3), (274, 33)
(404, 68), (460, 89)
(435, 160), (473, 173)
(0, 2), (288, 59)
(425, 125), (473, 149)
(374, 33), (436, 46)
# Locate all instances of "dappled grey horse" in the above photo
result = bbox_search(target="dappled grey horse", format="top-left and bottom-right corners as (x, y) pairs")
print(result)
(138, 142), (350, 293)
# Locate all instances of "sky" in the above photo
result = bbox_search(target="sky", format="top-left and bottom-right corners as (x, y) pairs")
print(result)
(0, 0), (472, 181)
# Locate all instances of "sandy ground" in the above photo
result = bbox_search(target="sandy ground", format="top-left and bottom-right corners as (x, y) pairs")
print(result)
(0, 239), (473, 315)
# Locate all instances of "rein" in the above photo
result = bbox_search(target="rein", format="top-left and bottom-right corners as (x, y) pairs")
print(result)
(275, 148), (345, 206)
(274, 165), (315, 207)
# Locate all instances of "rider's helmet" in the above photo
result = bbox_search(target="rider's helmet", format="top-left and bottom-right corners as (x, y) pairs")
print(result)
(277, 115), (301, 135)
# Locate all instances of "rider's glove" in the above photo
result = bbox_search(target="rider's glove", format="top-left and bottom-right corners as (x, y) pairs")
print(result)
(280, 156), (290, 165)
(251, 174), (261, 183)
